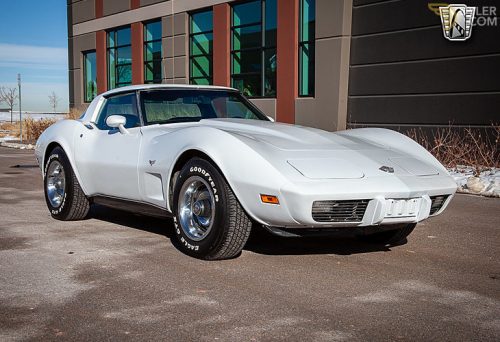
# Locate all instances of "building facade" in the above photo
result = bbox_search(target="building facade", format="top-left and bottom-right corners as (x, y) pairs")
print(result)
(68, 0), (499, 133)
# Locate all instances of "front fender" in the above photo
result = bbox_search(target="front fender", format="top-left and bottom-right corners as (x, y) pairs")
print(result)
(35, 119), (89, 194)
(141, 126), (295, 225)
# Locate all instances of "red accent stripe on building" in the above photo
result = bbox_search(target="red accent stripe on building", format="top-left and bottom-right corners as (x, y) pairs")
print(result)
(131, 22), (144, 84)
(213, 4), (231, 87)
(276, 0), (298, 124)
(95, 0), (103, 18)
(96, 30), (107, 94)
(131, 0), (140, 10)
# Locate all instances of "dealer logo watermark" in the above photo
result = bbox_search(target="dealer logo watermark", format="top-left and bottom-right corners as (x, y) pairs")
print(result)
(428, 3), (498, 41)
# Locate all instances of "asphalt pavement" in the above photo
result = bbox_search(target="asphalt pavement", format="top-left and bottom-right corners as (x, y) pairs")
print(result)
(0, 146), (499, 341)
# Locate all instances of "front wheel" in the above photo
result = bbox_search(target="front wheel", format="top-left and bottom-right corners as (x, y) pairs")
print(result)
(359, 223), (417, 246)
(172, 158), (252, 260)
(44, 147), (90, 220)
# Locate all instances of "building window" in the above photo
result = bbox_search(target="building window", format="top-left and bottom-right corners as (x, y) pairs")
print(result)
(144, 20), (163, 84)
(189, 9), (213, 85)
(299, 0), (315, 97)
(231, 0), (277, 97)
(83, 51), (97, 102)
(107, 26), (132, 89)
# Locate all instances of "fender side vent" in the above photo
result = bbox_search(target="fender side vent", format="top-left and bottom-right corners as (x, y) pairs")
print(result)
(312, 200), (369, 223)
(429, 195), (448, 215)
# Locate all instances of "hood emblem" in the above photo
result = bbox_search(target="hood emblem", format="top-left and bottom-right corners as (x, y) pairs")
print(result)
(379, 165), (394, 173)
(149, 160), (156, 166)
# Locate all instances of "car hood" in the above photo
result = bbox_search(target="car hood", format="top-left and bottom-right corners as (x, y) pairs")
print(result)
(199, 118), (380, 151)
(197, 119), (440, 179)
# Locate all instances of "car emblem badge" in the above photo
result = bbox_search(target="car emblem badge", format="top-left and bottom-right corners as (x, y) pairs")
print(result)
(149, 160), (156, 166)
(438, 4), (475, 41)
(379, 165), (394, 173)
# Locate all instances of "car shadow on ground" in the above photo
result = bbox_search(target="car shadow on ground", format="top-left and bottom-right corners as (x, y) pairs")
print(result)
(244, 226), (394, 256)
(89, 205), (395, 257)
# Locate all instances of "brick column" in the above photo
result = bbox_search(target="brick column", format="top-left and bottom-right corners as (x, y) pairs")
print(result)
(213, 3), (231, 87)
(131, 0), (140, 10)
(276, 0), (298, 123)
(95, 0), (103, 18)
(132, 22), (144, 84)
(96, 30), (107, 93)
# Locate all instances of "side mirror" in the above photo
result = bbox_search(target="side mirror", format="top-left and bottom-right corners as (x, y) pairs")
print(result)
(267, 115), (275, 122)
(106, 115), (129, 134)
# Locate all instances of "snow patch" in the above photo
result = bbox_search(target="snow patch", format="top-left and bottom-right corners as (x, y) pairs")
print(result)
(448, 166), (500, 198)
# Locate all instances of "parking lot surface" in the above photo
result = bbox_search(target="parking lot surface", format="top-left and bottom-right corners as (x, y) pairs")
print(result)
(0, 146), (499, 341)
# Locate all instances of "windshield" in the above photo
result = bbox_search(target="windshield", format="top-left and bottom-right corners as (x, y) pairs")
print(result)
(140, 89), (269, 125)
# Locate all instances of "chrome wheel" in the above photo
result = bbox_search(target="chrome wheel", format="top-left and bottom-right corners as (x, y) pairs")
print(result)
(178, 176), (215, 241)
(46, 160), (66, 208)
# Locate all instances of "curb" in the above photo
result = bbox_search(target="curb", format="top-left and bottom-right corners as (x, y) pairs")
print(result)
(0, 141), (35, 150)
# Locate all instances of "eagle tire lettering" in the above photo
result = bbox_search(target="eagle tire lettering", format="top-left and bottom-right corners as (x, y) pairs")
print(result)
(189, 165), (219, 202)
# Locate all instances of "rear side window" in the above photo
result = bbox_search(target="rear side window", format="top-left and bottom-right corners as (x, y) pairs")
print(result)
(96, 93), (140, 130)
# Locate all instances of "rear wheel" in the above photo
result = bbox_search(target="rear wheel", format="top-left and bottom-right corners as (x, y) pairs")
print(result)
(359, 223), (416, 246)
(172, 158), (252, 260)
(44, 147), (90, 220)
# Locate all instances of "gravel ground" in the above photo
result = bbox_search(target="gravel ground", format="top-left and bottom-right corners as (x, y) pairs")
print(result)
(0, 146), (499, 341)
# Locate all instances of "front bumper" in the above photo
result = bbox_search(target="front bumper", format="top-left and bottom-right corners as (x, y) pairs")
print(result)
(244, 174), (457, 228)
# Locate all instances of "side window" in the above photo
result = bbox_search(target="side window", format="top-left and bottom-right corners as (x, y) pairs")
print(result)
(95, 93), (140, 130)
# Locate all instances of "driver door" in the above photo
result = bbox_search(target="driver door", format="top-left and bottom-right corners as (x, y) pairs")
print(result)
(74, 92), (143, 200)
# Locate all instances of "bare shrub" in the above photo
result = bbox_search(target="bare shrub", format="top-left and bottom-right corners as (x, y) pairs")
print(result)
(24, 118), (57, 143)
(406, 124), (499, 175)
(0, 121), (19, 137)
(66, 106), (87, 120)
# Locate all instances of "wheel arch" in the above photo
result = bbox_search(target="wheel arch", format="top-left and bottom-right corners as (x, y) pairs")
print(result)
(167, 149), (230, 212)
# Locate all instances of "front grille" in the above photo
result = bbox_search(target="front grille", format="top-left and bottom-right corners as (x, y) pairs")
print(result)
(430, 195), (448, 215)
(312, 200), (369, 223)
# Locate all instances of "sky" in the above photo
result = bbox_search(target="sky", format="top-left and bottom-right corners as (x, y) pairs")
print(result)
(0, 0), (68, 112)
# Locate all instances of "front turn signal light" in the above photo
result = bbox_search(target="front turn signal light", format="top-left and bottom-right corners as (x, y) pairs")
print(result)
(260, 194), (280, 205)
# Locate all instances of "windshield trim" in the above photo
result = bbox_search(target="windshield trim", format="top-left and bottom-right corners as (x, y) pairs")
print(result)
(138, 88), (270, 126)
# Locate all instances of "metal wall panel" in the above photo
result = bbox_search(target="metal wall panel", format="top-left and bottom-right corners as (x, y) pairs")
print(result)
(348, 0), (500, 128)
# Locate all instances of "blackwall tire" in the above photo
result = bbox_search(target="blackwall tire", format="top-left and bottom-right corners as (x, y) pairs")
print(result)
(172, 157), (252, 260)
(359, 223), (417, 246)
(44, 147), (90, 221)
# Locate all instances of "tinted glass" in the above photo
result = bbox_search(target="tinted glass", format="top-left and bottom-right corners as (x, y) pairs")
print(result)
(300, 0), (315, 41)
(191, 56), (211, 78)
(299, 0), (315, 96)
(144, 20), (162, 41)
(140, 90), (267, 124)
(264, 48), (276, 97)
(145, 60), (162, 83)
(300, 43), (314, 95)
(233, 1), (261, 26)
(96, 93), (139, 130)
(265, 0), (277, 47)
(232, 75), (261, 97)
(84, 51), (97, 103)
(191, 11), (213, 33)
(191, 32), (212, 55)
(232, 25), (261, 50)
(145, 41), (162, 61)
(232, 50), (261, 74)
(117, 27), (131, 46)
(116, 46), (132, 64)
(189, 9), (213, 86)
(116, 65), (132, 86)
(231, 0), (276, 97)
(191, 78), (211, 85)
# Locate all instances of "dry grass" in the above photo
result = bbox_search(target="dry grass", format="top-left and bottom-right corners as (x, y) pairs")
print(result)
(407, 124), (499, 175)
(0, 106), (88, 142)
(66, 106), (86, 120)
(24, 118), (57, 143)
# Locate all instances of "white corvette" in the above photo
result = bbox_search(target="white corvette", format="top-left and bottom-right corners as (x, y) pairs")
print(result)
(35, 85), (457, 259)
